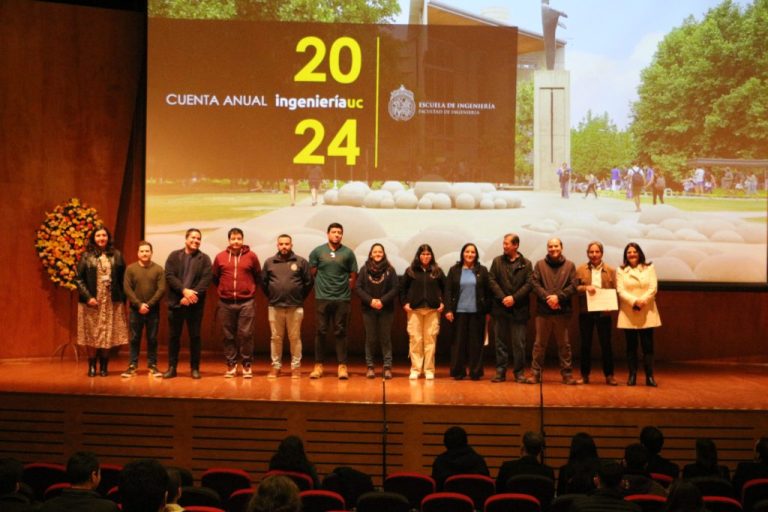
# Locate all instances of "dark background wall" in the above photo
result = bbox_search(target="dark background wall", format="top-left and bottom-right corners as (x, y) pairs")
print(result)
(1, 0), (765, 361)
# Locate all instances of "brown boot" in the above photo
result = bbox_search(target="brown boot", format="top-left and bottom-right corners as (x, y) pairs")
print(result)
(309, 363), (323, 379)
(338, 364), (349, 380)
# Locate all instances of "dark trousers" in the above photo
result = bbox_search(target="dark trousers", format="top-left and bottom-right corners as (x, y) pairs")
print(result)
(128, 308), (159, 367)
(314, 299), (351, 364)
(625, 328), (654, 377)
(450, 312), (485, 379)
(167, 301), (205, 369)
(362, 309), (394, 368)
(217, 299), (255, 366)
(494, 315), (527, 378)
(653, 187), (665, 204)
(579, 312), (614, 378)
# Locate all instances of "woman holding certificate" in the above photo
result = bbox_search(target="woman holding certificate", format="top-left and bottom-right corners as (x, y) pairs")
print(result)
(616, 242), (661, 387)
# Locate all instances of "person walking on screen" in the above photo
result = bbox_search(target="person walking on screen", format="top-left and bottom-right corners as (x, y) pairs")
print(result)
(531, 238), (581, 385)
(489, 233), (533, 384)
(262, 234), (313, 379)
(162, 228), (212, 379)
(122, 241), (166, 378)
(308, 223), (358, 380)
(212, 228), (261, 379)
(575, 241), (617, 385)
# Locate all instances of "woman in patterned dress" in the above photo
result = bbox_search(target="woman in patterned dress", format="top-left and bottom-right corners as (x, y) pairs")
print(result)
(75, 226), (129, 376)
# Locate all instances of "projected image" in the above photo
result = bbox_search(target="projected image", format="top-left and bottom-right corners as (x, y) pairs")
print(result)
(146, 6), (767, 285)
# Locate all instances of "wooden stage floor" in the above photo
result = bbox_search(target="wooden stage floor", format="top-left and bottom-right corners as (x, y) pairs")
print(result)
(1, 356), (767, 411)
(1, 356), (767, 482)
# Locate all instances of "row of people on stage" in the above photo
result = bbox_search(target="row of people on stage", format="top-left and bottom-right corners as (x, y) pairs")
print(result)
(75, 223), (661, 385)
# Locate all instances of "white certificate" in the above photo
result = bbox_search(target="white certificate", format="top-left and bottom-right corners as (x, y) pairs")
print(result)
(587, 288), (619, 312)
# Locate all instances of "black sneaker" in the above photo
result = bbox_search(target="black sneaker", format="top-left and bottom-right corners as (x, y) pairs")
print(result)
(121, 364), (137, 378)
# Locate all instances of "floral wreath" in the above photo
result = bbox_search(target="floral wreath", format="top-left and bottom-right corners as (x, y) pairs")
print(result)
(35, 198), (101, 290)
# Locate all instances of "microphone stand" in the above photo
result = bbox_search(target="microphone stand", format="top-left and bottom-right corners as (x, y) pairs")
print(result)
(381, 373), (388, 480)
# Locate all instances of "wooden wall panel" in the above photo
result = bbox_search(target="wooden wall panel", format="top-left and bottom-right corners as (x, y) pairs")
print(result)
(2, 393), (766, 488)
(0, 0), (765, 361)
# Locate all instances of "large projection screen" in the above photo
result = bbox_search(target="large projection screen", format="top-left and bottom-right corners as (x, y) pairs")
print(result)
(147, 16), (767, 286)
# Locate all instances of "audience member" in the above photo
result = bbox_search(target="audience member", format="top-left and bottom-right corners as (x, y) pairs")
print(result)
(622, 443), (667, 497)
(732, 436), (768, 496)
(162, 468), (183, 512)
(683, 438), (730, 481)
(0, 458), (36, 512)
(269, 435), (320, 488)
(570, 461), (642, 512)
(432, 426), (489, 490)
(557, 432), (601, 496)
(495, 431), (554, 492)
(663, 481), (704, 512)
(641, 426), (680, 479)
(120, 459), (169, 512)
(40, 451), (118, 512)
(247, 475), (300, 512)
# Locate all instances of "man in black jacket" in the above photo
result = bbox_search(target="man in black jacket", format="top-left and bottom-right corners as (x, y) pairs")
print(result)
(432, 426), (489, 491)
(0, 458), (36, 512)
(495, 431), (554, 493)
(162, 228), (213, 379)
(571, 461), (642, 512)
(733, 436), (768, 496)
(40, 452), (118, 512)
(489, 233), (533, 383)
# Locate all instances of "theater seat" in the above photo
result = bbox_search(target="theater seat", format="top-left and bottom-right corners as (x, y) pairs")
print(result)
(227, 488), (254, 512)
(444, 474), (496, 511)
(201, 467), (252, 504)
(704, 496), (743, 512)
(301, 489), (346, 512)
(384, 472), (436, 510)
(356, 491), (410, 512)
(485, 493), (542, 512)
(22, 462), (67, 502)
(178, 486), (223, 508)
(625, 493), (667, 512)
(421, 492), (475, 512)
(743, 479), (768, 512)
(265, 469), (314, 491)
(504, 475), (554, 512)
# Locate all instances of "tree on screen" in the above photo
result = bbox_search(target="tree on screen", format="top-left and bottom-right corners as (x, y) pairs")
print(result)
(515, 80), (534, 183)
(571, 111), (636, 179)
(631, 0), (768, 179)
(149, 0), (401, 23)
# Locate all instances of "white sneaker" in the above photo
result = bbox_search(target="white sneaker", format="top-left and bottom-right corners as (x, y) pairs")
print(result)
(242, 365), (253, 379)
(224, 364), (237, 378)
(425, 371), (435, 380)
(409, 370), (419, 380)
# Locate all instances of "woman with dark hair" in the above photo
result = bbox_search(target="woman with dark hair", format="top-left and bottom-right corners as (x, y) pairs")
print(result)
(268, 435), (320, 488)
(557, 432), (601, 496)
(400, 244), (446, 380)
(664, 481), (705, 512)
(355, 243), (399, 379)
(75, 226), (129, 377)
(683, 438), (731, 481)
(616, 242), (661, 387)
(247, 475), (301, 512)
(444, 243), (491, 380)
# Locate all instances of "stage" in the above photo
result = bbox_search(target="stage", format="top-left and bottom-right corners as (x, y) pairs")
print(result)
(1, 356), (766, 485)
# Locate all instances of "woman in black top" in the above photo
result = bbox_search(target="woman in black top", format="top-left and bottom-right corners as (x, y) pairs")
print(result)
(444, 243), (491, 380)
(400, 244), (446, 380)
(355, 243), (399, 379)
(268, 435), (320, 489)
(683, 438), (731, 481)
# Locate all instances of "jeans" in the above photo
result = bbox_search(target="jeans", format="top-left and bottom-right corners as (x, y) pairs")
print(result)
(269, 306), (304, 369)
(494, 316), (528, 378)
(407, 308), (440, 375)
(314, 299), (351, 364)
(217, 299), (255, 366)
(532, 315), (574, 377)
(167, 300), (205, 370)
(128, 308), (159, 367)
(579, 312), (614, 378)
(362, 309), (394, 368)
(450, 312), (484, 378)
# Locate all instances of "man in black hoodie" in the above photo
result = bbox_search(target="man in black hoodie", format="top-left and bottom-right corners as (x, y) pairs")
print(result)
(432, 426), (489, 491)
(531, 238), (581, 385)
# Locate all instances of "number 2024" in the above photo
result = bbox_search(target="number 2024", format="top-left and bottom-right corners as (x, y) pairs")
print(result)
(293, 37), (363, 165)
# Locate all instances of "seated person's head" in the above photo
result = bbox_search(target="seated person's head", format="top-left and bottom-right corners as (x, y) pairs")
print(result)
(444, 426), (468, 450)
(756, 437), (768, 462)
(248, 475), (300, 512)
(624, 443), (650, 472)
(66, 451), (101, 488)
(596, 460), (624, 490)
(640, 426), (664, 456)
(665, 481), (704, 512)
(0, 458), (23, 495)
(522, 431), (545, 458)
(120, 459), (169, 512)
(166, 468), (182, 505)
